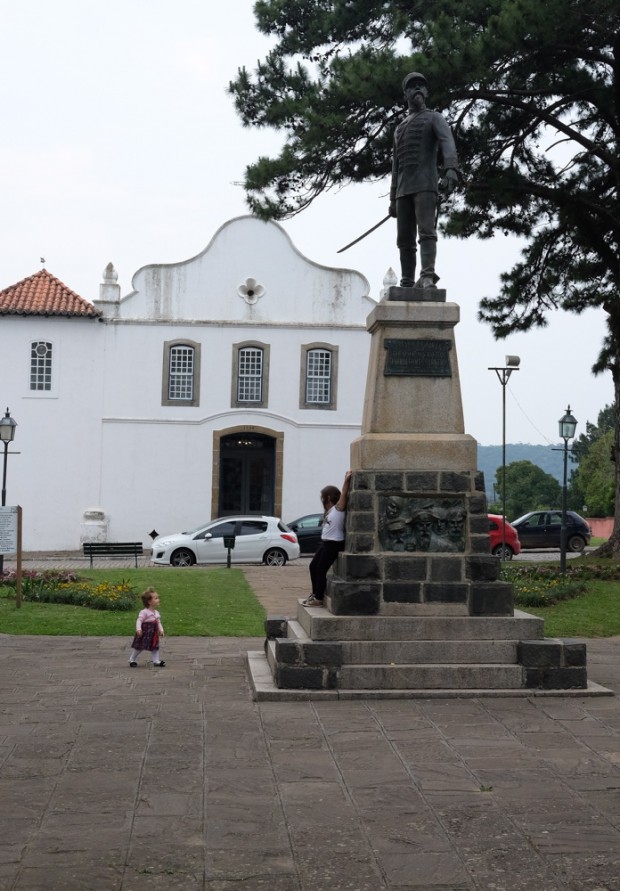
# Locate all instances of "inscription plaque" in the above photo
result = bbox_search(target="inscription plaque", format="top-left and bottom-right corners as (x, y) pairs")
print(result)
(0, 506), (18, 554)
(384, 339), (452, 377)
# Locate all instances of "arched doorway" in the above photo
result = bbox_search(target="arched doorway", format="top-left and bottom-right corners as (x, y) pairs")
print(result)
(217, 432), (276, 516)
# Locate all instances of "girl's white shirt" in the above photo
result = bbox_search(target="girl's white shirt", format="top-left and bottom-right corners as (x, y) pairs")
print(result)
(321, 505), (346, 542)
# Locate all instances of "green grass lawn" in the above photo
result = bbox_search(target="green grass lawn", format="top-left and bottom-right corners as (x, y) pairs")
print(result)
(509, 546), (620, 638)
(525, 580), (620, 637)
(589, 537), (607, 547)
(0, 568), (265, 637)
(2, 558), (620, 640)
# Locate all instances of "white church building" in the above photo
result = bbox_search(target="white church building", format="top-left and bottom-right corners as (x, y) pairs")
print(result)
(0, 216), (378, 551)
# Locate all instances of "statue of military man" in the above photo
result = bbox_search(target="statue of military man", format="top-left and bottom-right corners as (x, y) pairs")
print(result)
(389, 72), (460, 289)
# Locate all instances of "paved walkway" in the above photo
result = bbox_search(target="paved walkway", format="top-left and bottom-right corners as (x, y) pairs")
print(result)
(1, 556), (620, 889)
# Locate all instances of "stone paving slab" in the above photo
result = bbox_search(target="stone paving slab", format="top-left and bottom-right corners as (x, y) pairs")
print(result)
(1, 557), (620, 888)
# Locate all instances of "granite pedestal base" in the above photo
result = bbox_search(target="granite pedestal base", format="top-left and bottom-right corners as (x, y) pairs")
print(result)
(255, 465), (590, 696)
(253, 608), (591, 697)
(334, 468), (508, 616)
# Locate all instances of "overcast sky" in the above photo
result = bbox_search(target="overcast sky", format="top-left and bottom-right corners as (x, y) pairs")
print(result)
(1, 0), (612, 446)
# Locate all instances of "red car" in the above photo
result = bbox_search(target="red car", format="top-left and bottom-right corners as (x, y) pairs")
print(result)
(488, 514), (521, 559)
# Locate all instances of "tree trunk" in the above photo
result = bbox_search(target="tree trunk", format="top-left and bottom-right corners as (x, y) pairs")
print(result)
(591, 308), (620, 557)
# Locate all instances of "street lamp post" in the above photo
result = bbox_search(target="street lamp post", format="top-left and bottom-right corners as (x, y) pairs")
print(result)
(488, 356), (520, 559)
(558, 406), (578, 574)
(0, 407), (18, 576)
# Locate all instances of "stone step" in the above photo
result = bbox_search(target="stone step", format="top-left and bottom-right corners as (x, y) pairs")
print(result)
(284, 620), (519, 664)
(339, 663), (525, 690)
(249, 650), (610, 701)
(285, 619), (311, 641)
(266, 639), (525, 690)
(266, 638), (277, 676)
(296, 603), (544, 642)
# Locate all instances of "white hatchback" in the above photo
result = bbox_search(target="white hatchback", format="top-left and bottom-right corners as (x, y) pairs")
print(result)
(150, 516), (300, 567)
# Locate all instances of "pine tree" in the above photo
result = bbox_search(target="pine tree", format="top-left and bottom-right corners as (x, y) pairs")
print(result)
(230, 0), (620, 549)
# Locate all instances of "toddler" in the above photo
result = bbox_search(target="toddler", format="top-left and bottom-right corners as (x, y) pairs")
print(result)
(129, 587), (166, 667)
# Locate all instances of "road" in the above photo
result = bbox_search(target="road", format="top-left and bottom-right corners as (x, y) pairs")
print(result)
(513, 546), (596, 562)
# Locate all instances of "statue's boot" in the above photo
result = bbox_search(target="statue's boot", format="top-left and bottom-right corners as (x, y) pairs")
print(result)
(399, 248), (416, 288)
(415, 241), (440, 288)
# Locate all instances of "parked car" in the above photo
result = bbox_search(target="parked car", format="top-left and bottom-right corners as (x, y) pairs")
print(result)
(285, 513), (323, 554)
(488, 514), (521, 559)
(510, 510), (592, 552)
(151, 516), (300, 567)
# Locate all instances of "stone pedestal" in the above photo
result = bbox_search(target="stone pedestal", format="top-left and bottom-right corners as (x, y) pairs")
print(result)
(351, 298), (477, 470)
(327, 469), (512, 618)
(259, 611), (589, 694)
(250, 285), (593, 697)
(338, 295), (508, 617)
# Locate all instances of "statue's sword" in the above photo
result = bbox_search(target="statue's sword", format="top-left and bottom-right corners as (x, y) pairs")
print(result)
(336, 214), (391, 253)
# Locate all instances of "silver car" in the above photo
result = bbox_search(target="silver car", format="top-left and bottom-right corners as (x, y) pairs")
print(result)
(151, 516), (300, 567)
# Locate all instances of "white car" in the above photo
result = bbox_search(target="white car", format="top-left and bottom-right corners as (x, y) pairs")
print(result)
(150, 516), (300, 567)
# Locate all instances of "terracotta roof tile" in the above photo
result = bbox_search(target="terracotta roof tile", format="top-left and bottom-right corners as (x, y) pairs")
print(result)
(0, 269), (101, 318)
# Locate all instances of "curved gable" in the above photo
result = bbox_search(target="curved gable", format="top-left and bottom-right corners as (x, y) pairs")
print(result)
(117, 216), (374, 325)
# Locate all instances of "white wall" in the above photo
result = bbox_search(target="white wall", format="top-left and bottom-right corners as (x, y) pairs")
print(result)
(1, 217), (375, 550)
(2, 316), (104, 549)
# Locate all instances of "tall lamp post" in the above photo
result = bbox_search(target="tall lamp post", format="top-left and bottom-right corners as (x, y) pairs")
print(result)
(488, 356), (520, 558)
(558, 406), (577, 574)
(0, 407), (18, 576)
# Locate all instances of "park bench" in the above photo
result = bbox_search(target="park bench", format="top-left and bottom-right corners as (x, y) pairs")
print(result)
(82, 541), (144, 568)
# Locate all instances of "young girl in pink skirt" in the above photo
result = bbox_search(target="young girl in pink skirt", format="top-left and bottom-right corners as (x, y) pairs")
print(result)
(129, 587), (166, 667)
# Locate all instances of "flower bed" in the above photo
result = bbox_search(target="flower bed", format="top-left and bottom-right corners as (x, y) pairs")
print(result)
(502, 563), (587, 608)
(0, 569), (137, 611)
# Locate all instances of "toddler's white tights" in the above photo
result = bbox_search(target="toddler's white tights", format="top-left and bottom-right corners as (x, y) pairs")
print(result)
(130, 649), (161, 664)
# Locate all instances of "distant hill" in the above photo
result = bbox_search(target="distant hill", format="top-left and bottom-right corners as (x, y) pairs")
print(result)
(477, 443), (566, 498)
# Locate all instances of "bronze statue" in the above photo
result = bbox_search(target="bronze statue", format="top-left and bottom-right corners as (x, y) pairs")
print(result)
(389, 72), (460, 289)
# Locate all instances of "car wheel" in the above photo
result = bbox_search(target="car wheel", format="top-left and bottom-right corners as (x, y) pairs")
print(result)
(263, 548), (287, 566)
(567, 535), (586, 552)
(170, 548), (195, 567)
(491, 544), (514, 560)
